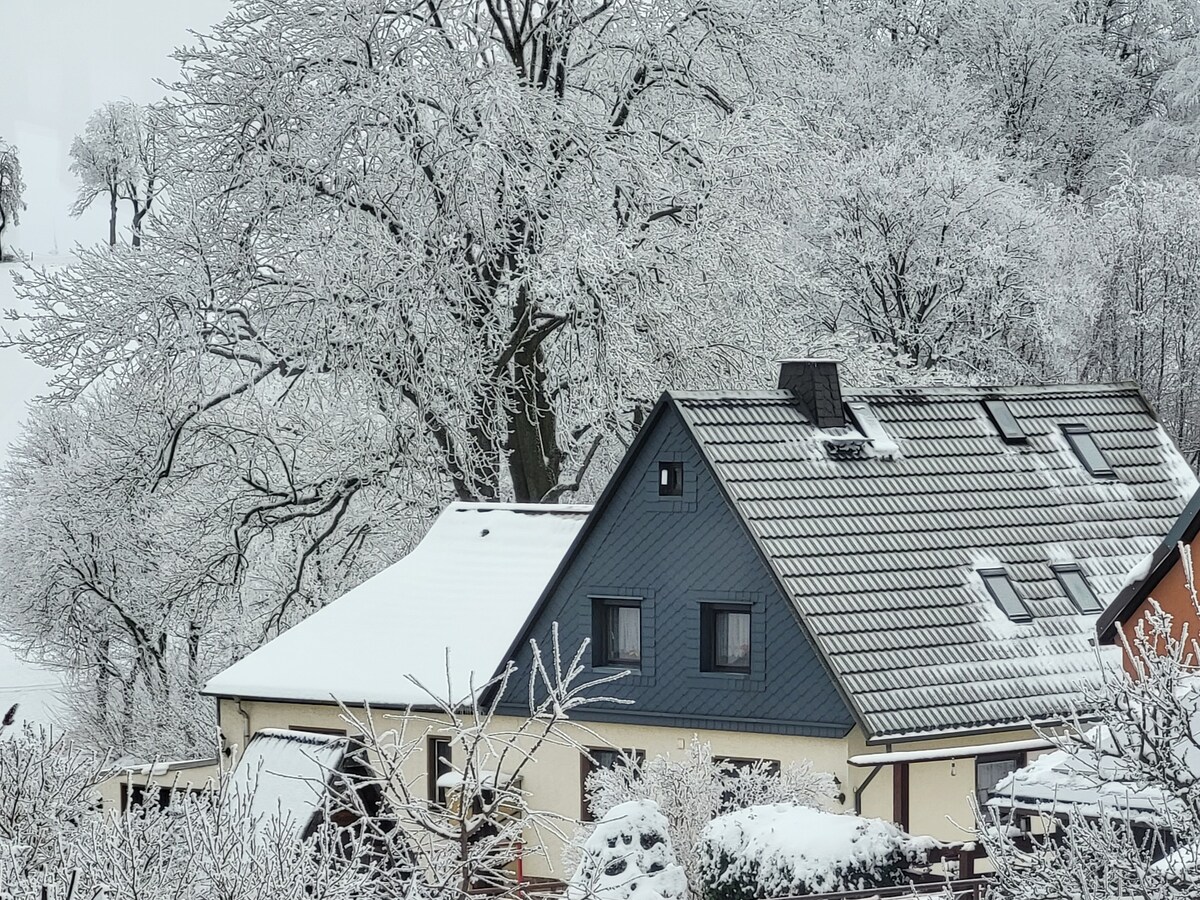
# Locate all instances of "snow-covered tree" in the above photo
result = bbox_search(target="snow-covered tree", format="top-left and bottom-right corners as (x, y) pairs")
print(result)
(0, 717), (104, 882)
(981, 552), (1200, 898)
(0, 140), (25, 260)
(582, 737), (836, 899)
(338, 628), (630, 898)
(1083, 168), (1200, 466)
(70, 102), (140, 247)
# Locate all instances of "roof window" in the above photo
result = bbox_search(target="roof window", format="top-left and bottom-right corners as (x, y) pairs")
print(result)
(1062, 424), (1115, 478)
(1052, 564), (1103, 614)
(979, 568), (1031, 623)
(983, 399), (1027, 445)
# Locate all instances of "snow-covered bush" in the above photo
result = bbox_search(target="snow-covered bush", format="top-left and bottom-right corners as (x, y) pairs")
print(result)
(568, 800), (687, 900)
(582, 737), (835, 899)
(0, 717), (103, 880)
(695, 804), (925, 900)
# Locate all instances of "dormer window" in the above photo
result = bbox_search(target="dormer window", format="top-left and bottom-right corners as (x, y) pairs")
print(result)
(658, 461), (683, 496)
(983, 400), (1027, 445)
(1062, 424), (1115, 478)
(1052, 564), (1103, 614)
(979, 568), (1031, 622)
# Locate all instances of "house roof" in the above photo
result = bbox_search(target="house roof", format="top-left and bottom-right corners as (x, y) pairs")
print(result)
(1096, 486), (1200, 643)
(667, 382), (1198, 742)
(226, 728), (350, 840)
(204, 502), (590, 707)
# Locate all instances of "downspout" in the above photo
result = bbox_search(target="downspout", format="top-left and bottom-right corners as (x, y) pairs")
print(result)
(235, 698), (251, 757)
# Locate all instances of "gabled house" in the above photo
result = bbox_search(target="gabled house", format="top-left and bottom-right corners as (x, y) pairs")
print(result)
(492, 361), (1197, 845)
(204, 361), (1198, 879)
(1097, 487), (1200, 670)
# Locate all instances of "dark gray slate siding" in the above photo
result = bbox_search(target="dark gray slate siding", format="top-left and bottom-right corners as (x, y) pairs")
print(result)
(495, 405), (855, 737)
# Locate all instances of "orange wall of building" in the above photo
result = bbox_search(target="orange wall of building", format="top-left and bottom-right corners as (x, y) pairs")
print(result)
(1118, 550), (1200, 673)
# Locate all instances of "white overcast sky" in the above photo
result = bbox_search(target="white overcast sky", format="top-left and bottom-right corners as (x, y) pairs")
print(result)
(1, 0), (230, 255)
(0, 0), (230, 725)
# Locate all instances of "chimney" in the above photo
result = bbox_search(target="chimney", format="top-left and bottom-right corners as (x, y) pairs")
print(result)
(778, 359), (845, 429)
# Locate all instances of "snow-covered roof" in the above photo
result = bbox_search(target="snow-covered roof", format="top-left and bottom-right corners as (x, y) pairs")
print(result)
(667, 382), (1198, 740)
(226, 728), (349, 840)
(989, 677), (1200, 825)
(204, 502), (590, 706)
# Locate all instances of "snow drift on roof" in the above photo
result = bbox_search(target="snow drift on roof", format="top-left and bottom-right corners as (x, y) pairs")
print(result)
(226, 728), (348, 840)
(204, 502), (590, 706)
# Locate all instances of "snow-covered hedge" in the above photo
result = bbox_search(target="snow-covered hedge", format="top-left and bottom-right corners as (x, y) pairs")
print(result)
(695, 804), (926, 899)
(569, 800), (688, 900)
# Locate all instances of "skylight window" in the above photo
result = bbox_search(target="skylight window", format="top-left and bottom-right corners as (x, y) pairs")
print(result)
(979, 568), (1032, 623)
(1062, 424), (1115, 478)
(983, 399), (1027, 445)
(1052, 564), (1103, 614)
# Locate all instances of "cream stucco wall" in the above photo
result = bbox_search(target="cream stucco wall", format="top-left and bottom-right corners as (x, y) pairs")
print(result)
(97, 760), (220, 812)
(216, 696), (1050, 881)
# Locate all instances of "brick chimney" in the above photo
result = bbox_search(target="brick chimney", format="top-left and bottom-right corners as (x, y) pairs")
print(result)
(778, 359), (845, 429)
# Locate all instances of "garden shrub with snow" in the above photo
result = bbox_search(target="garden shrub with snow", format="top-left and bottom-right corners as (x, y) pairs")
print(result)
(569, 800), (687, 900)
(579, 737), (835, 899)
(695, 804), (925, 899)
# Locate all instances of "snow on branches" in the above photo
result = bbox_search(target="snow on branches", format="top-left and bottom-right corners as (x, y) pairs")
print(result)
(580, 736), (835, 900)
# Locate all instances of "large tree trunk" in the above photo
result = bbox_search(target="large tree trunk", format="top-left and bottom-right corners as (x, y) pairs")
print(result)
(130, 199), (144, 249)
(108, 186), (118, 247)
(506, 342), (561, 502)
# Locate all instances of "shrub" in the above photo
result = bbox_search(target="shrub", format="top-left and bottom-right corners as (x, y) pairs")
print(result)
(569, 800), (688, 900)
(696, 804), (926, 899)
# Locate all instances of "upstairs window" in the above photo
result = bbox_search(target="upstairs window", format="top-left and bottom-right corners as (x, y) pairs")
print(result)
(658, 461), (684, 496)
(701, 604), (751, 673)
(593, 598), (641, 667)
(1062, 424), (1115, 478)
(1053, 564), (1103, 614)
(979, 568), (1031, 623)
(983, 399), (1028, 444)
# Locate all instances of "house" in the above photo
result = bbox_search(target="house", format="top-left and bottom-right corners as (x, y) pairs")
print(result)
(1097, 486), (1200, 670)
(204, 361), (1198, 878)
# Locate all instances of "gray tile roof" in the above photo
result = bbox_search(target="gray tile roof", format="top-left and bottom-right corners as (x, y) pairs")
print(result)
(671, 383), (1198, 741)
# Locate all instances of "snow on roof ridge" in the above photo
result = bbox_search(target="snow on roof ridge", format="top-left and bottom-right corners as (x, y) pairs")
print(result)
(255, 727), (348, 747)
(447, 501), (592, 514)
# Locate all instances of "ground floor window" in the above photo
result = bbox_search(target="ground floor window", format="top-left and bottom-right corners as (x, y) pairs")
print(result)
(976, 752), (1026, 826)
(580, 746), (644, 821)
(428, 736), (453, 807)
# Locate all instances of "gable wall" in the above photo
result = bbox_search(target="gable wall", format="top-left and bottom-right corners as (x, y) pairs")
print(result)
(496, 405), (855, 736)
(1116, 545), (1200, 672)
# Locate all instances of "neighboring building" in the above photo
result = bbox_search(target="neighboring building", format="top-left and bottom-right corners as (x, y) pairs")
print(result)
(204, 362), (1198, 879)
(97, 757), (219, 812)
(1097, 487), (1200, 670)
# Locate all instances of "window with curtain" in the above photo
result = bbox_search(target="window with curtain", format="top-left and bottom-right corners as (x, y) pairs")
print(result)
(701, 604), (751, 673)
(592, 598), (642, 667)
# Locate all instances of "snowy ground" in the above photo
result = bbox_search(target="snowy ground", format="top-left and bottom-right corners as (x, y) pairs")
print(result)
(0, 259), (66, 727)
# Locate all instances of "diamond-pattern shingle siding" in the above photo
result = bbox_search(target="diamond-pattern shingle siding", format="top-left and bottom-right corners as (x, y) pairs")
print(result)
(672, 383), (1198, 741)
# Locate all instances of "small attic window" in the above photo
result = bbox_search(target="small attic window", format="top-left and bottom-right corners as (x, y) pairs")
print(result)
(979, 568), (1031, 623)
(983, 399), (1027, 444)
(658, 461), (683, 496)
(1062, 424), (1115, 478)
(1052, 564), (1103, 614)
